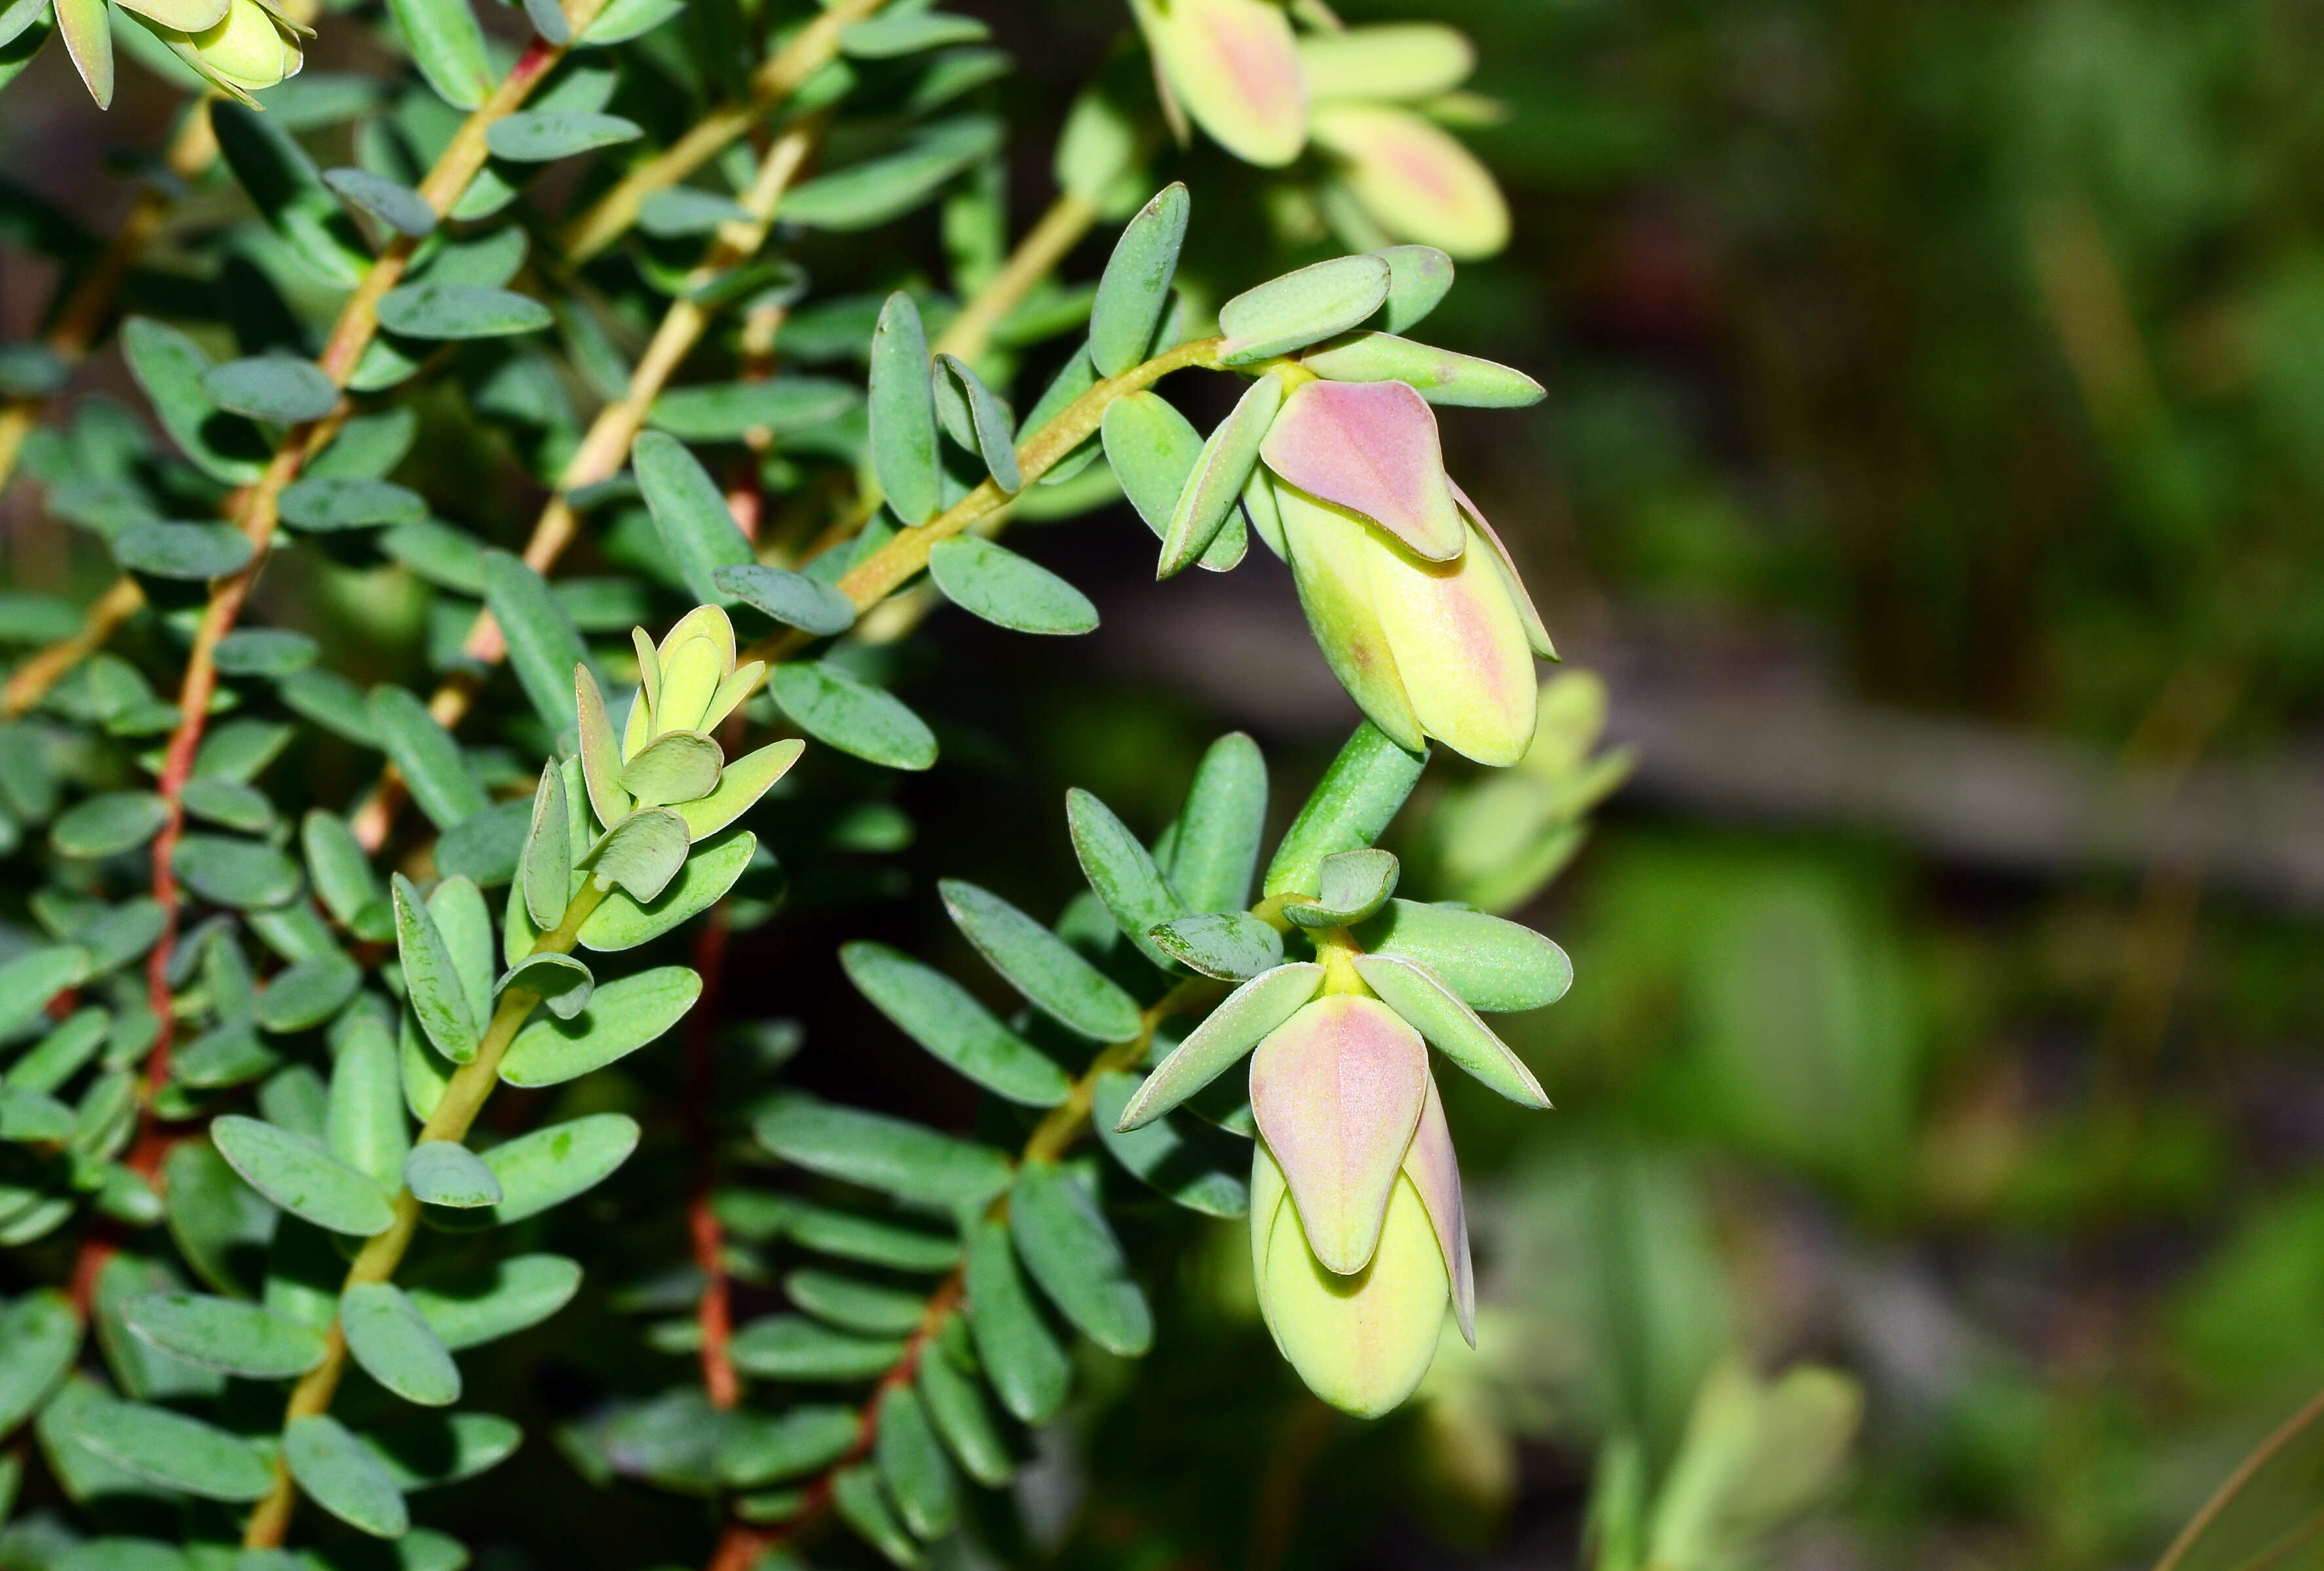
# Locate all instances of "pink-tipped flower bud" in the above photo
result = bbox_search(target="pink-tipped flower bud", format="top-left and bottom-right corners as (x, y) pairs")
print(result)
(1128, 0), (1307, 168)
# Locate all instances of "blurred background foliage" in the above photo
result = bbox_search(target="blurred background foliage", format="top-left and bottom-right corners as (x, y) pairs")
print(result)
(11, 0), (2324, 1566)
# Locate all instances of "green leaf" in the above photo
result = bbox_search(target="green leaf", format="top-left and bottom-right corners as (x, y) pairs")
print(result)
(323, 166), (436, 237)
(917, 1343), (1012, 1486)
(1159, 372), (1282, 576)
(161, 1142), (275, 1299)
(833, 1463), (923, 1569)
(963, 1217), (1069, 1424)
(370, 687), (486, 830)
(648, 378), (857, 441)
(869, 292), (940, 526)
(280, 477), (429, 533)
(214, 627), (320, 676)
(1217, 254), (1392, 366)
(174, 835), (301, 909)
(406, 1254), (581, 1349)
(428, 878), (493, 999)
(575, 669), (630, 829)
(256, 952), (361, 1033)
(1101, 390), (1202, 542)
(1299, 329), (1543, 408)
(876, 1386), (957, 1538)
(72, 1396), (275, 1500)
(1147, 912), (1282, 980)
(1, 1085), (73, 1140)
(1283, 846), (1398, 928)
(0, 946), (90, 1036)
(119, 1292), (324, 1379)
(784, 115), (1004, 231)
(394, 873), (480, 1062)
(1090, 184), (1189, 378)
(632, 431), (753, 604)
(1008, 1161), (1152, 1356)
(840, 942), (1070, 1108)
(50, 791), (168, 859)
(482, 551), (587, 733)
(484, 109), (641, 160)
(119, 318), (265, 485)
(1261, 721), (1426, 899)
(485, 1112), (640, 1223)
(1348, 899), (1573, 1013)
(303, 811), (384, 934)
(211, 103), (369, 288)
(380, 521), (485, 595)
(521, 765), (572, 930)
(1164, 731), (1267, 912)
(1116, 962), (1320, 1129)
(500, 950), (593, 1020)
(403, 1140), (502, 1207)
(1376, 244), (1455, 333)
(1350, 951), (1552, 1108)
(584, 806), (691, 902)
(199, 356), (336, 424)
(926, 536), (1095, 635)
(575, 0), (679, 44)
(714, 562), (856, 636)
(1065, 788), (1184, 970)
(622, 730), (721, 807)
(1091, 1070), (1249, 1216)
(577, 827), (756, 951)
(754, 1094), (1011, 1208)
(731, 1315), (905, 1380)
(769, 661), (936, 771)
(326, 1017), (409, 1192)
(309, 407), (419, 479)
(211, 1115), (392, 1236)
(718, 1406), (858, 1487)
(932, 353), (1019, 492)
(940, 879), (1141, 1042)
(784, 1269), (926, 1336)
(343, 1281), (462, 1406)
(0, 1290), (80, 1432)
(364, 1410), (522, 1490)
(285, 1414), (409, 1538)
(784, 1205), (960, 1273)
(386, 0), (489, 109)
(838, 9), (986, 56)
(499, 964), (700, 1087)
(376, 283), (552, 339)
(112, 521), (255, 581)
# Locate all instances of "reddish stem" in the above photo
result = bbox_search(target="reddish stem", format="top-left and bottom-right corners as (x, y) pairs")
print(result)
(687, 901), (738, 1409)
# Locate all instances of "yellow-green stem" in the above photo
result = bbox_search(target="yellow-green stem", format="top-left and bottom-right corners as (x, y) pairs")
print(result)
(240, 876), (611, 1548)
(930, 191), (1101, 366)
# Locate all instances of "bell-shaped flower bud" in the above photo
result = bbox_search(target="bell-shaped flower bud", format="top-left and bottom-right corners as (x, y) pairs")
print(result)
(623, 606), (765, 760)
(134, 0), (309, 101)
(1252, 1068), (1474, 1417)
(1128, 0), (1307, 168)
(1311, 104), (1510, 261)
(1266, 385), (1544, 767)
(1297, 23), (1476, 107)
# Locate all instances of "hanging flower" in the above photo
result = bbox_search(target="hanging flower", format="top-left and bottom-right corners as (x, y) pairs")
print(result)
(1128, 0), (1307, 168)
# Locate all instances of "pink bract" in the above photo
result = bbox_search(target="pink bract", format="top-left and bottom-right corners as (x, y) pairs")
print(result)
(1262, 381), (1466, 562)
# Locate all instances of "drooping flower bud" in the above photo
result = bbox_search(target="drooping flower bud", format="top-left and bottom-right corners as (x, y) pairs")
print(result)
(1128, 0), (1307, 168)
(130, 0), (309, 101)
(1261, 380), (1550, 766)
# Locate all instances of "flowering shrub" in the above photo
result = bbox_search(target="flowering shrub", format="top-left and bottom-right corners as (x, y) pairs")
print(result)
(0, 3), (1805, 1568)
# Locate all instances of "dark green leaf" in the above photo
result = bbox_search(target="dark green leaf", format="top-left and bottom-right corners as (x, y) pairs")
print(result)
(256, 952), (361, 1034)
(212, 102), (370, 287)
(875, 1386), (957, 1538)
(926, 536), (1094, 635)
(482, 551), (587, 733)
(869, 292), (940, 525)
(403, 1140), (502, 1208)
(112, 522), (254, 581)
(1089, 184), (1188, 378)
(199, 356), (336, 423)
(119, 318), (265, 486)
(832, 1464), (922, 1569)
(485, 1112), (640, 1223)
(161, 1142), (276, 1299)
(838, 10), (986, 56)
(285, 1414), (408, 1538)
(963, 1218), (1068, 1424)
(343, 1281), (462, 1406)
(1008, 1161), (1151, 1355)
(323, 166), (436, 237)
(406, 1254), (581, 1349)
(394, 873), (479, 1062)
(210, 1115), (392, 1235)
(917, 1343), (1013, 1485)
(0, 946), (89, 1035)
(215, 627), (320, 675)
(784, 115), (1003, 231)
(387, 0), (489, 109)
(279, 477), (429, 532)
(576, 827), (756, 951)
(0, 1290), (79, 1433)
(932, 353), (1019, 491)
(174, 835), (301, 909)
(499, 964), (700, 1087)
(784, 1269), (926, 1336)
(1164, 731), (1267, 912)
(72, 1396), (273, 1500)
(784, 1205), (960, 1273)
(484, 110), (641, 161)
(1065, 788), (1183, 969)
(647, 378), (856, 440)
(364, 1410), (522, 1490)
(730, 1315), (906, 1380)
(714, 562), (856, 636)
(632, 431), (753, 604)
(376, 283), (552, 339)
(327, 1015), (408, 1191)
(50, 791), (167, 859)
(119, 1292), (324, 1379)
(1101, 391), (1201, 542)
(1261, 721), (1425, 899)
(1148, 912), (1282, 980)
(769, 661), (936, 771)
(1159, 371), (1281, 576)
(369, 687), (487, 829)
(435, 800), (531, 886)
(840, 942), (1070, 1107)
(718, 1406), (858, 1487)
(940, 879), (1141, 1041)
(753, 1094), (1011, 1207)
(1091, 1070), (1249, 1216)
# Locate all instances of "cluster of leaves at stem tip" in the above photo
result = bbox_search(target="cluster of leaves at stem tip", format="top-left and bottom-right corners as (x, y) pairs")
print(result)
(0, 0), (1595, 1566)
